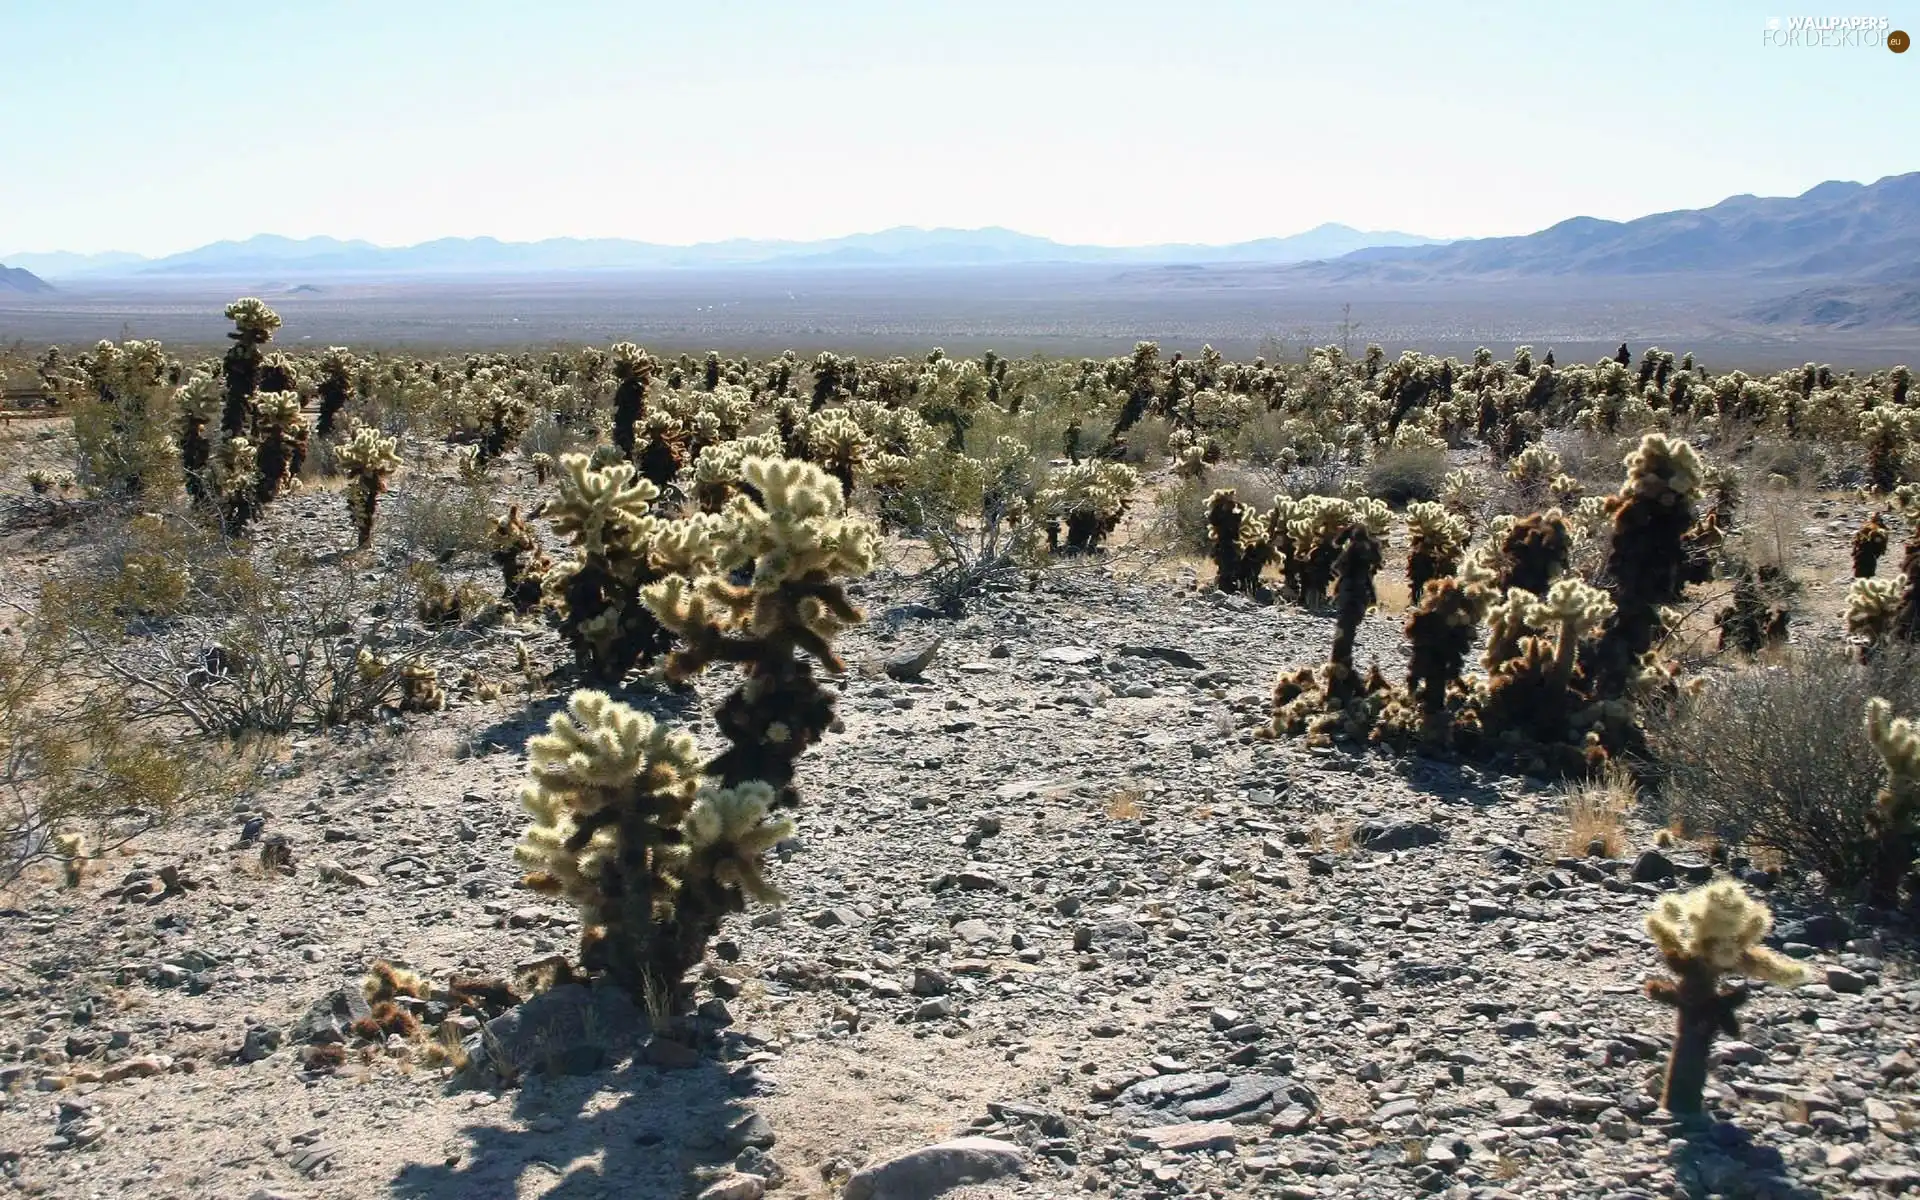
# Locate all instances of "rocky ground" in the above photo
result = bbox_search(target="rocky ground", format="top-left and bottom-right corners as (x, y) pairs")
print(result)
(1, 446), (1916, 1200)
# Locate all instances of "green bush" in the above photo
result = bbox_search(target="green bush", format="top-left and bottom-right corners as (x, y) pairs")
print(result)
(1364, 446), (1448, 506)
(1650, 644), (1920, 891)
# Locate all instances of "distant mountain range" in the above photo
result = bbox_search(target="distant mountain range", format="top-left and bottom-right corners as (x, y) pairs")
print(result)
(1301, 172), (1920, 285)
(1, 224), (1443, 279)
(0, 264), (53, 294)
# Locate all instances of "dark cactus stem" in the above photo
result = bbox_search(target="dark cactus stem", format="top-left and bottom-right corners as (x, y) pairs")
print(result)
(221, 346), (260, 437)
(1404, 578), (1477, 734)
(1647, 965), (1747, 1115)
(1855, 513), (1890, 578)
(1207, 491), (1245, 593)
(181, 420), (210, 505)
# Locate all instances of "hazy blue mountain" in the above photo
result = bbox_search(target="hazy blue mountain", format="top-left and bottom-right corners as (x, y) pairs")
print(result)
(0, 249), (146, 277)
(0, 264), (54, 294)
(23, 224), (1444, 277)
(1309, 172), (1920, 283)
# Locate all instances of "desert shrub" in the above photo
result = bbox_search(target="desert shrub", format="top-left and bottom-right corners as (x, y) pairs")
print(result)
(884, 439), (1042, 614)
(519, 415), (587, 464)
(1364, 445), (1448, 507)
(1741, 437), (1827, 487)
(69, 339), (182, 501)
(1228, 409), (1298, 467)
(1116, 414), (1174, 466)
(390, 480), (495, 564)
(1650, 644), (1920, 890)
(1, 624), (244, 886)
(42, 533), (455, 737)
(1153, 466), (1277, 558)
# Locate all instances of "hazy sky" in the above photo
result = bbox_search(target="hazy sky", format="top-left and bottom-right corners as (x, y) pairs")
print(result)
(3, 0), (1915, 255)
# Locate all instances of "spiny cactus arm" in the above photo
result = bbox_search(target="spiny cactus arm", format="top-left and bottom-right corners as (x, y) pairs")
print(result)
(525, 689), (703, 799)
(680, 780), (795, 904)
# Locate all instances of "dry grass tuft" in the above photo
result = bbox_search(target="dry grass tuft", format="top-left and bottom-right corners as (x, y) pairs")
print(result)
(1103, 786), (1145, 821)
(1559, 766), (1635, 858)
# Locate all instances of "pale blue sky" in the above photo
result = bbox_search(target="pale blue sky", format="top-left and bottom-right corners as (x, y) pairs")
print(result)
(2, 0), (1914, 255)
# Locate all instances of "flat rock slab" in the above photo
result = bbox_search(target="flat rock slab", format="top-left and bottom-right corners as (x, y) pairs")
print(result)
(841, 1137), (1025, 1200)
(1127, 1120), (1241, 1153)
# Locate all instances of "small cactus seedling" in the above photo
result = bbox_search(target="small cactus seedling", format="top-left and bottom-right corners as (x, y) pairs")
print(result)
(1864, 698), (1920, 906)
(335, 427), (402, 551)
(1643, 882), (1807, 1114)
(1855, 512), (1890, 578)
(398, 663), (446, 713)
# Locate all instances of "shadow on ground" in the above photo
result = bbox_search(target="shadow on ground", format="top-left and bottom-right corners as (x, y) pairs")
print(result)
(389, 1055), (747, 1200)
(1665, 1117), (1824, 1200)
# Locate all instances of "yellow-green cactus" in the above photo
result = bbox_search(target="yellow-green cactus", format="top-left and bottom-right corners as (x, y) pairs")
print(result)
(335, 427), (401, 550)
(1864, 697), (1920, 904)
(517, 456), (876, 1005)
(1034, 460), (1138, 554)
(1405, 500), (1469, 601)
(1643, 882), (1808, 1113)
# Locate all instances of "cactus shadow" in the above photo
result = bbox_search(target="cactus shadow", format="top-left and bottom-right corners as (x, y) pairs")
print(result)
(466, 680), (701, 757)
(1389, 755), (1509, 808)
(1661, 1117), (1823, 1200)
(388, 1056), (748, 1200)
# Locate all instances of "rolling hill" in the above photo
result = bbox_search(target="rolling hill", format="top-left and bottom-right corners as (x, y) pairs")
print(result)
(0, 264), (53, 294)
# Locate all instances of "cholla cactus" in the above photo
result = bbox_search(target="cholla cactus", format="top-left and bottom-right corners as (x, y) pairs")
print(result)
(1392, 559), (1498, 744)
(1643, 882), (1808, 1114)
(489, 505), (550, 614)
(1855, 512), (1890, 578)
(1589, 434), (1701, 701)
(529, 452), (555, 486)
(805, 408), (872, 497)
(1266, 520), (1388, 744)
(315, 347), (355, 436)
(25, 468), (76, 495)
(252, 389), (308, 505)
(519, 456), (875, 1003)
(1206, 488), (1269, 594)
(175, 372), (222, 504)
(1286, 496), (1389, 605)
(1860, 405), (1913, 494)
(543, 453), (680, 683)
(1405, 501), (1469, 601)
(633, 410), (687, 490)
(1714, 564), (1790, 654)
(398, 663), (446, 713)
(1034, 461), (1137, 554)
(1848, 576), (1907, 646)
(1439, 468), (1485, 523)
(336, 427), (401, 550)
(1864, 698), (1920, 904)
(221, 298), (281, 436)
(1507, 444), (1563, 504)
(1497, 509), (1572, 595)
(609, 343), (658, 459)
(1479, 578), (1616, 771)
(212, 435), (260, 534)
